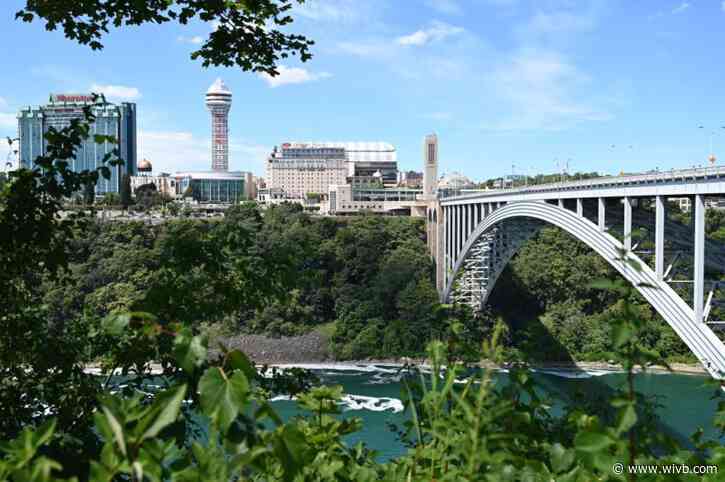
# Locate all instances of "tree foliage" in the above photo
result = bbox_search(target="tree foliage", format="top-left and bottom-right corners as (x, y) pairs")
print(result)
(16, 0), (313, 74)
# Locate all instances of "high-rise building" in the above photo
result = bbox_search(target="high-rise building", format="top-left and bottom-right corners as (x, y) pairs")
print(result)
(17, 94), (137, 194)
(423, 133), (438, 199)
(205, 78), (232, 171)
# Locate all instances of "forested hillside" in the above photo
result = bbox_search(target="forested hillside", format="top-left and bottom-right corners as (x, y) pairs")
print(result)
(42, 203), (700, 364)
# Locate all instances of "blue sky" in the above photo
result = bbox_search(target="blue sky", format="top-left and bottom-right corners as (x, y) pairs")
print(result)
(1, 0), (725, 180)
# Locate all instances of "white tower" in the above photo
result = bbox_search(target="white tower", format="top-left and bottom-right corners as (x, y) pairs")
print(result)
(206, 78), (232, 171)
(423, 133), (438, 199)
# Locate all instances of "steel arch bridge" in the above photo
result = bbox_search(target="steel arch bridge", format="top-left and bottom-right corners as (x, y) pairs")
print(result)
(426, 167), (725, 379)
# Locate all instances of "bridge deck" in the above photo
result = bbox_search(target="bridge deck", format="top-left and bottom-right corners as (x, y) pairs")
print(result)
(442, 166), (725, 205)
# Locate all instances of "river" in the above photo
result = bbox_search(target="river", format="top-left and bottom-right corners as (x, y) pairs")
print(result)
(268, 364), (723, 461)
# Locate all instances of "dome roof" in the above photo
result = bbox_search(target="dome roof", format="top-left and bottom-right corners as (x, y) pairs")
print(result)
(207, 78), (231, 95)
(138, 158), (153, 171)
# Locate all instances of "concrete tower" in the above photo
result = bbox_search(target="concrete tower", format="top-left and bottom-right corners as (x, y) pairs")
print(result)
(206, 78), (232, 171)
(423, 133), (438, 199)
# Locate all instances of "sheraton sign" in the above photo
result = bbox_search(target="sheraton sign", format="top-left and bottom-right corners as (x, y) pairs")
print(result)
(49, 94), (95, 104)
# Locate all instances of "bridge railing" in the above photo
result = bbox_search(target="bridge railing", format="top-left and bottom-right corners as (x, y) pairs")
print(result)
(440, 165), (725, 200)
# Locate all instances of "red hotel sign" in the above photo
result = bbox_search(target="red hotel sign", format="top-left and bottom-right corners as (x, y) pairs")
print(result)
(50, 94), (95, 104)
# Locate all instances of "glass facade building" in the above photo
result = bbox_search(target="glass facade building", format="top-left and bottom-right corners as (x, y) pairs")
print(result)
(17, 94), (137, 194)
(175, 171), (246, 204)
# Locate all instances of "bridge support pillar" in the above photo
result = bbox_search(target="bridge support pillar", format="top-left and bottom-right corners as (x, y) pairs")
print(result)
(452, 206), (457, 268)
(694, 194), (705, 322)
(576, 198), (583, 217)
(655, 195), (665, 280)
(455, 205), (461, 262)
(469, 204), (475, 235)
(558, 198), (564, 209)
(624, 196), (633, 251)
(436, 204), (445, 296)
(598, 197), (605, 231)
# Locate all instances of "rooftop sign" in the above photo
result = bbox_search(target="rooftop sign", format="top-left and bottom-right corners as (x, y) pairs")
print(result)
(49, 94), (95, 104)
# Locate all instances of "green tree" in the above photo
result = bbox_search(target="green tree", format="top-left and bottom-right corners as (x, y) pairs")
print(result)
(16, 0), (313, 74)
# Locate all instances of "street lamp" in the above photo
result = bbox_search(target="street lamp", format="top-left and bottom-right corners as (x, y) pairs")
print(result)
(698, 125), (725, 165)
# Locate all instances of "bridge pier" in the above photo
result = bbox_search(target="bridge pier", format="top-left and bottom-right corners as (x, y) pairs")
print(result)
(623, 196), (633, 251)
(694, 194), (705, 323)
(598, 197), (606, 231)
(655, 195), (665, 280)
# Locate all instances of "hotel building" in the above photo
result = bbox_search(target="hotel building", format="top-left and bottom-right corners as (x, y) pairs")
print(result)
(266, 142), (398, 199)
(17, 94), (137, 194)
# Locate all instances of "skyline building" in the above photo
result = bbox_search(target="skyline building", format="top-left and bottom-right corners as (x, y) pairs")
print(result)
(267, 143), (348, 198)
(174, 170), (247, 203)
(205, 78), (232, 172)
(266, 142), (397, 199)
(17, 94), (137, 194)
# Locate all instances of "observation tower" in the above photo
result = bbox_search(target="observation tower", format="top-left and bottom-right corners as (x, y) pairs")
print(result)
(206, 78), (232, 171)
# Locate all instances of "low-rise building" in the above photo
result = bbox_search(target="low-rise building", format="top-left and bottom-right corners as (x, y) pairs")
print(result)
(129, 159), (177, 197)
(175, 171), (247, 204)
(398, 170), (424, 188)
(327, 184), (424, 216)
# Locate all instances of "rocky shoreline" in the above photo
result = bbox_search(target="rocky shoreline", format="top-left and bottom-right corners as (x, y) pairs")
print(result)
(213, 332), (707, 376)
(214, 331), (332, 365)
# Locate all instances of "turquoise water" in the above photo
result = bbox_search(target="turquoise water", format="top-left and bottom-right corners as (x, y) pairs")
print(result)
(270, 365), (723, 461)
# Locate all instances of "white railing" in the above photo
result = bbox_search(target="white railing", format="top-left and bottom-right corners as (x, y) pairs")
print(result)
(442, 165), (725, 200)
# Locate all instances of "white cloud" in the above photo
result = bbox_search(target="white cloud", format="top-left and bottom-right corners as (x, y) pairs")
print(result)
(486, 49), (611, 131)
(258, 65), (332, 88)
(0, 97), (7, 109)
(397, 21), (464, 46)
(90, 84), (142, 100)
(294, 0), (365, 22)
(139, 130), (269, 175)
(672, 2), (690, 14)
(424, 0), (463, 15)
(721, 0), (725, 12)
(177, 35), (204, 45)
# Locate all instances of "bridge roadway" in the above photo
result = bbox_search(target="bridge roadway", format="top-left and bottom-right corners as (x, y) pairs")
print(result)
(427, 165), (725, 379)
(441, 165), (725, 204)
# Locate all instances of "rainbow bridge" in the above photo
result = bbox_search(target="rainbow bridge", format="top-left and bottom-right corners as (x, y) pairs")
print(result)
(425, 166), (725, 378)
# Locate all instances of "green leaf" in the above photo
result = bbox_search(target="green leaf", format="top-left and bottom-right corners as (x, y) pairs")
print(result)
(102, 311), (130, 336)
(199, 367), (249, 431)
(616, 404), (637, 435)
(574, 431), (613, 453)
(227, 350), (257, 380)
(101, 406), (127, 457)
(140, 384), (187, 441)
(173, 331), (207, 374)
(549, 443), (575, 473)
(273, 424), (308, 481)
(612, 323), (633, 348)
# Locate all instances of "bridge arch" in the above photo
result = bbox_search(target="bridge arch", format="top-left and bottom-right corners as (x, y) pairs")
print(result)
(442, 201), (725, 378)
